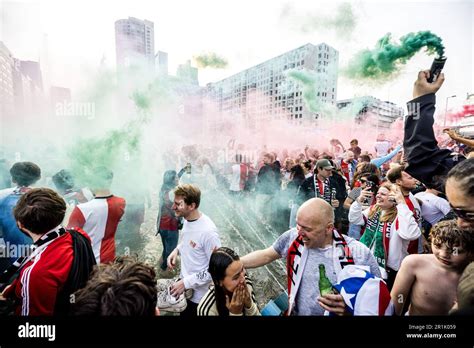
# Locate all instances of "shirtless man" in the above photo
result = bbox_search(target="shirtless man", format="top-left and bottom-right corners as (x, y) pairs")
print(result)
(391, 220), (474, 315)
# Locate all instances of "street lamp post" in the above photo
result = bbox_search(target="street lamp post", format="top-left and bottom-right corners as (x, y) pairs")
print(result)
(444, 95), (457, 127)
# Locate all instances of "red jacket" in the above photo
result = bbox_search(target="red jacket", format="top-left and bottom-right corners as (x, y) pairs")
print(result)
(3, 230), (90, 316)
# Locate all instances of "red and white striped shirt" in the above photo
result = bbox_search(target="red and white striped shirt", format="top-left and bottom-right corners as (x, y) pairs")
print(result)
(67, 195), (126, 263)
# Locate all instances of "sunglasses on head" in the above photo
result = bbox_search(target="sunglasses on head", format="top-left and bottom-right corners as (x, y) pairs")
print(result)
(451, 206), (474, 222)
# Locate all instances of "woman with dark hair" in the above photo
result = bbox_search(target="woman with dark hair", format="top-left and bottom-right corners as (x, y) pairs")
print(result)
(156, 167), (186, 271)
(197, 247), (260, 316)
(445, 158), (474, 230)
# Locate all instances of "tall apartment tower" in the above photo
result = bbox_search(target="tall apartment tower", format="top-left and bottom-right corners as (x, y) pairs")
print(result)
(206, 43), (338, 128)
(155, 51), (168, 76)
(177, 60), (199, 85)
(115, 17), (155, 69)
(0, 42), (15, 122)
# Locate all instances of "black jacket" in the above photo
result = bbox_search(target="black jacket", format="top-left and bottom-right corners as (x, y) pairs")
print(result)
(404, 93), (465, 192)
(296, 174), (346, 205)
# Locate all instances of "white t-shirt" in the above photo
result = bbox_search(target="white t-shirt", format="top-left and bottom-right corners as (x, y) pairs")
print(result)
(229, 164), (242, 192)
(414, 191), (451, 226)
(178, 213), (221, 303)
(374, 141), (391, 156)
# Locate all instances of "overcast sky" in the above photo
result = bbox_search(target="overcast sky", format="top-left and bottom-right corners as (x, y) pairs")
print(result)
(1, 0), (473, 109)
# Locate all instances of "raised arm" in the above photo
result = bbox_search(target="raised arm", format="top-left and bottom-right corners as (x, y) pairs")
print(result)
(444, 129), (474, 148)
(371, 144), (402, 168)
(241, 247), (280, 269)
(403, 70), (460, 191)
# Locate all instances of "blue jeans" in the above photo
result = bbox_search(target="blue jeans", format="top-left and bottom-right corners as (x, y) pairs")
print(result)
(159, 230), (179, 270)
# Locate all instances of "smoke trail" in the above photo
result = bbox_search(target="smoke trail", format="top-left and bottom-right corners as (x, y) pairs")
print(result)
(344, 31), (445, 81)
(194, 52), (228, 69)
(281, 2), (356, 36)
(286, 69), (320, 113)
(286, 68), (348, 121)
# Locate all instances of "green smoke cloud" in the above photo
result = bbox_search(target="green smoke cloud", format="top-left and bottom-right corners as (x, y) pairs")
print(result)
(68, 65), (203, 189)
(344, 31), (445, 81)
(68, 93), (149, 189)
(287, 69), (374, 121)
(194, 52), (228, 69)
(287, 69), (320, 113)
(282, 2), (356, 37)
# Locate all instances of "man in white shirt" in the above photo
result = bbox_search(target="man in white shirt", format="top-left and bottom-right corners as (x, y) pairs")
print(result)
(414, 185), (451, 226)
(229, 154), (247, 196)
(167, 184), (221, 316)
(374, 134), (391, 157)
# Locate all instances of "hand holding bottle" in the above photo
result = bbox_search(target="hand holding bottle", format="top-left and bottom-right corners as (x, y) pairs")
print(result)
(330, 189), (339, 208)
(318, 293), (350, 316)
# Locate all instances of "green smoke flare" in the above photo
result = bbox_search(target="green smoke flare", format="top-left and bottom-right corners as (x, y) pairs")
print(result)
(345, 31), (445, 80)
(194, 52), (228, 69)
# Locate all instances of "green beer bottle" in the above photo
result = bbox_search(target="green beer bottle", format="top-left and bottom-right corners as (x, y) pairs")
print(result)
(318, 264), (334, 296)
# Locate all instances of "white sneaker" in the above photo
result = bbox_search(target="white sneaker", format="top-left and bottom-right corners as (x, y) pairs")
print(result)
(156, 285), (187, 313)
(158, 278), (193, 300)
(157, 278), (175, 292)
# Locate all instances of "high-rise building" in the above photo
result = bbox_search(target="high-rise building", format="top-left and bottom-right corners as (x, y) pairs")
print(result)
(12, 58), (44, 118)
(115, 17), (155, 69)
(155, 51), (168, 76)
(0, 41), (15, 122)
(177, 60), (198, 85)
(337, 96), (403, 129)
(0, 42), (45, 133)
(205, 42), (338, 129)
(18, 60), (43, 91)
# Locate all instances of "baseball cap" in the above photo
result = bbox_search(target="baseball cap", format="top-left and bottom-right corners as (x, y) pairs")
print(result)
(316, 159), (334, 170)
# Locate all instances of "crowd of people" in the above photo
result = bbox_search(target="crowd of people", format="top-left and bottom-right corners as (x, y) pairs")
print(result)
(0, 69), (473, 317)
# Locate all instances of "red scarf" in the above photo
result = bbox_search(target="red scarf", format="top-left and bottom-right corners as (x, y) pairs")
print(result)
(404, 196), (419, 254)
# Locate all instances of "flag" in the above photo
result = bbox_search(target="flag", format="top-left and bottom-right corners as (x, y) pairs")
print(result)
(332, 265), (394, 316)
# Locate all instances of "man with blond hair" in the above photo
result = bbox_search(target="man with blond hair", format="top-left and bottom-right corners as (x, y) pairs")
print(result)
(161, 184), (221, 317)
